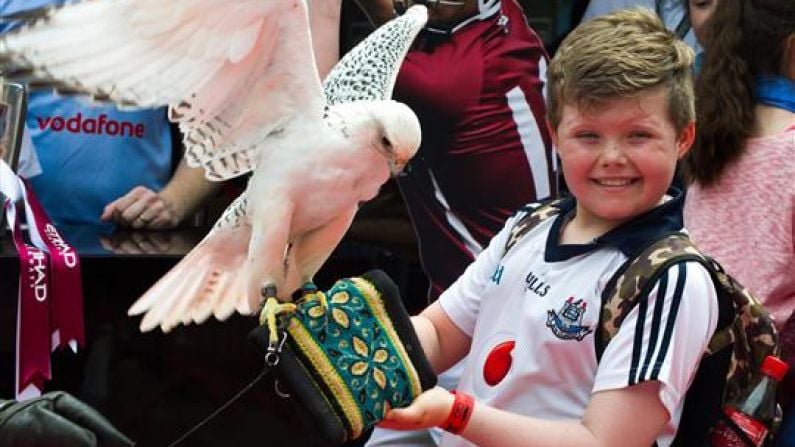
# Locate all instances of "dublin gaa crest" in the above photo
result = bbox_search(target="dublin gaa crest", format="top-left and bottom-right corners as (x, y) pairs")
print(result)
(546, 297), (593, 341)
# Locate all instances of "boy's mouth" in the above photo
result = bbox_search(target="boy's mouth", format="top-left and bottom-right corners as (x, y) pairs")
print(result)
(591, 178), (639, 187)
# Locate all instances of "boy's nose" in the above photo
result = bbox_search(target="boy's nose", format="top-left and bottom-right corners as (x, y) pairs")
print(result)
(600, 143), (627, 165)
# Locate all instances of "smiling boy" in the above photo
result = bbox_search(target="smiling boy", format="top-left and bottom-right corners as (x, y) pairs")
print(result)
(376, 8), (719, 447)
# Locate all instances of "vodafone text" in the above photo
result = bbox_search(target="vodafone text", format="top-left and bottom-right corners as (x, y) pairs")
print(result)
(36, 113), (145, 138)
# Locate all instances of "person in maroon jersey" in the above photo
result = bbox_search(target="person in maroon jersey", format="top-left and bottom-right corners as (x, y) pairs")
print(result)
(349, 1), (557, 445)
(356, 0), (556, 303)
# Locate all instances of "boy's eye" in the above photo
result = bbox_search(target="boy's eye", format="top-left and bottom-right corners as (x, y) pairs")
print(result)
(629, 131), (652, 141)
(575, 132), (599, 141)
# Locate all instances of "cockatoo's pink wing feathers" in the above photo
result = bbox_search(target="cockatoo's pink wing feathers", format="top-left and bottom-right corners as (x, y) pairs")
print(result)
(0, 0), (325, 180)
(128, 195), (253, 333)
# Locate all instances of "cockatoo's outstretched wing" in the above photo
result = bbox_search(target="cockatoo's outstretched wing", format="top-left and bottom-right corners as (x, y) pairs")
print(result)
(127, 6), (428, 333)
(0, 0), (325, 181)
(322, 4), (427, 105)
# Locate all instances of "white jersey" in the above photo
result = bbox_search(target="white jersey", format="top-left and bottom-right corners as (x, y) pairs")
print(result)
(438, 195), (719, 447)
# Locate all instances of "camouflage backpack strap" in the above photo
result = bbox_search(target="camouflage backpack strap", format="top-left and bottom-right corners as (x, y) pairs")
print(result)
(596, 233), (780, 398)
(702, 260), (780, 402)
(503, 199), (565, 256)
(596, 233), (706, 360)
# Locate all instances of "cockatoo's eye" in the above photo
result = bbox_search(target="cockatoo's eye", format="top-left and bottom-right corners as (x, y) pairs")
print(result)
(381, 136), (393, 151)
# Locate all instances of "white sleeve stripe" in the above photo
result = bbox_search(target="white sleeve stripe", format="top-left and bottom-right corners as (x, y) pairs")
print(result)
(505, 85), (551, 200)
(629, 262), (688, 384)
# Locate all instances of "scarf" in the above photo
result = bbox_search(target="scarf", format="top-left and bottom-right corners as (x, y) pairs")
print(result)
(756, 76), (795, 113)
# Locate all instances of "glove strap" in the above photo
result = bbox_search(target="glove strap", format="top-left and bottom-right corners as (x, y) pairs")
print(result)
(440, 390), (474, 434)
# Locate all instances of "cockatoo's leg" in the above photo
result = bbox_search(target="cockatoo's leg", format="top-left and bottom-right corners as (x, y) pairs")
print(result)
(246, 198), (295, 311)
(289, 206), (358, 291)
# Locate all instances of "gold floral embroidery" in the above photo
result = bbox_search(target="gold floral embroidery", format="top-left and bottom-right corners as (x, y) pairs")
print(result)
(332, 308), (350, 328)
(353, 336), (368, 357)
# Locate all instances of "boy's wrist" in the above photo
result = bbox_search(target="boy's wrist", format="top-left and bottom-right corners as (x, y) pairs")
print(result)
(439, 390), (475, 434)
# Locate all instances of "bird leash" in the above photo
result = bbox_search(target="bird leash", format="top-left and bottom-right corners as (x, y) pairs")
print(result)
(163, 366), (271, 447)
(0, 158), (84, 400)
(165, 296), (295, 447)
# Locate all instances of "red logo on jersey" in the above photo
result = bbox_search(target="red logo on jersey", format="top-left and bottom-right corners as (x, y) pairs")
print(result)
(483, 340), (515, 386)
(36, 113), (145, 138)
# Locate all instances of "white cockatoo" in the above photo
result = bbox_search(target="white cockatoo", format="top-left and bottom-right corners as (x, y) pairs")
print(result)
(0, 0), (428, 332)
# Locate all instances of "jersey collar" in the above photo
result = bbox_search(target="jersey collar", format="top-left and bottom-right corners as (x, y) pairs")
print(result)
(544, 187), (685, 262)
(424, 0), (502, 36)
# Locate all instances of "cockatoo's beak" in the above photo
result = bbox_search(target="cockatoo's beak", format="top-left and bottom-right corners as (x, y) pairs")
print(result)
(389, 159), (407, 176)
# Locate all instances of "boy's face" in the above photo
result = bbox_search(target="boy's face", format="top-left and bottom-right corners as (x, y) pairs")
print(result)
(553, 88), (695, 230)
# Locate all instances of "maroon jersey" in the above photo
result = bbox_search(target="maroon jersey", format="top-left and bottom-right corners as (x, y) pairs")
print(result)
(394, 0), (555, 299)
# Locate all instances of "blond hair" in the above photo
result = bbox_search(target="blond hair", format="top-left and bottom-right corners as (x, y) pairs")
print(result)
(547, 8), (695, 133)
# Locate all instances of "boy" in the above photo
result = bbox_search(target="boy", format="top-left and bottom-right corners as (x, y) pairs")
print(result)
(377, 8), (718, 447)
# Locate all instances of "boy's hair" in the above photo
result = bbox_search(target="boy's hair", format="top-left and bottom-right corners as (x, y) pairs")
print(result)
(546, 8), (695, 134)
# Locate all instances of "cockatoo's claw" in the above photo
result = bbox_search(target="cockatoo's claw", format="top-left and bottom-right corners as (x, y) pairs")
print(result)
(291, 282), (318, 301)
(261, 284), (278, 302)
(295, 282), (328, 312)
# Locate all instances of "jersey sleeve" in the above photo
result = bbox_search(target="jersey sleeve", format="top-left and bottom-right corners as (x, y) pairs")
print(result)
(438, 206), (538, 337)
(592, 260), (719, 415)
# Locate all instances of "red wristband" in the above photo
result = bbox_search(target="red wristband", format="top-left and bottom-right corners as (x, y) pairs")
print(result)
(440, 390), (475, 434)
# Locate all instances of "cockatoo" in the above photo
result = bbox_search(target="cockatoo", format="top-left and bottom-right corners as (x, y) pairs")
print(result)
(0, 0), (428, 332)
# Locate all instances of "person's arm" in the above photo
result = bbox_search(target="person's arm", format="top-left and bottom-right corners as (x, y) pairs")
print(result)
(386, 385), (668, 447)
(308, 0), (343, 79)
(100, 158), (220, 229)
(412, 301), (471, 374)
(381, 379), (668, 447)
(382, 312), (669, 447)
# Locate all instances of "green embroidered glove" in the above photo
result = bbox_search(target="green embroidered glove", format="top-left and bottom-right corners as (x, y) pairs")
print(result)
(0, 391), (134, 447)
(249, 269), (436, 446)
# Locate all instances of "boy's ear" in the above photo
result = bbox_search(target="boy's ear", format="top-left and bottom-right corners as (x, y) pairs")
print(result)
(675, 121), (696, 159)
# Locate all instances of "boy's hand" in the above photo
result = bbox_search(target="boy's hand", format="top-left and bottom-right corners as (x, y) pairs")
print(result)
(378, 386), (455, 430)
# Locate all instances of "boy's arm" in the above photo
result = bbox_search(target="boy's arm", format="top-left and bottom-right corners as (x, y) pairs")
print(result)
(382, 378), (669, 447)
(412, 301), (471, 374)
(380, 372), (669, 447)
(463, 381), (667, 446)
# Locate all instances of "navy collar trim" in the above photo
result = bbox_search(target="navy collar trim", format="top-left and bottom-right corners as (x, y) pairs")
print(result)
(544, 188), (685, 262)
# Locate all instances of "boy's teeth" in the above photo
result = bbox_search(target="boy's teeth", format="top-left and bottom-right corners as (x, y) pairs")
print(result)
(597, 179), (632, 186)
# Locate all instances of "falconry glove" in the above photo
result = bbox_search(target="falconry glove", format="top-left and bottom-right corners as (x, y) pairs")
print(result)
(249, 269), (436, 446)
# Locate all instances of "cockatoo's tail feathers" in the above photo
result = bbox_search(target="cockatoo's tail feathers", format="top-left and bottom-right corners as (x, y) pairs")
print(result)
(128, 223), (251, 333)
(322, 4), (427, 105)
